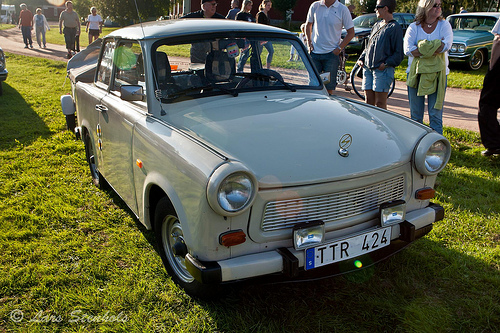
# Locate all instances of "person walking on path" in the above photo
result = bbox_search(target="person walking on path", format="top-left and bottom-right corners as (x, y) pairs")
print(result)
(478, 19), (500, 156)
(33, 8), (50, 49)
(86, 7), (103, 44)
(236, 0), (256, 72)
(403, 0), (453, 135)
(306, 0), (355, 95)
(256, 0), (274, 69)
(356, 0), (404, 109)
(18, 3), (33, 49)
(59, 1), (80, 59)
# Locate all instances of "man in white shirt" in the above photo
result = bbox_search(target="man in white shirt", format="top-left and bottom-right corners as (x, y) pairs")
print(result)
(306, 0), (355, 94)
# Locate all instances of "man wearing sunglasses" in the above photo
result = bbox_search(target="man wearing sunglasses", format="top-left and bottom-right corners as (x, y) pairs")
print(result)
(305, 0), (355, 95)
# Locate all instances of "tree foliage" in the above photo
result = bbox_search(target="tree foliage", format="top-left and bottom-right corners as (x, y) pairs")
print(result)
(273, 0), (298, 21)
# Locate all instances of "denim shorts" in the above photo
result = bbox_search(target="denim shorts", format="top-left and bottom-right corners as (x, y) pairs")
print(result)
(362, 67), (395, 92)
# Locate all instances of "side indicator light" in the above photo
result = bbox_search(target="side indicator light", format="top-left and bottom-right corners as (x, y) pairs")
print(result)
(136, 159), (143, 169)
(415, 187), (435, 200)
(219, 230), (246, 247)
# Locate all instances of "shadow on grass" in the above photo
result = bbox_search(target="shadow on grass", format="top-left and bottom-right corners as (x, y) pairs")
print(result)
(0, 82), (51, 150)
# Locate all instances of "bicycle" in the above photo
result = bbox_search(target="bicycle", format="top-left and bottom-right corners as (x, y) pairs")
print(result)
(337, 49), (396, 100)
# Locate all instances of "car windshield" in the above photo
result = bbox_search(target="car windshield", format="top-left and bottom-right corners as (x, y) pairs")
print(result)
(448, 15), (497, 31)
(353, 14), (378, 28)
(152, 34), (320, 103)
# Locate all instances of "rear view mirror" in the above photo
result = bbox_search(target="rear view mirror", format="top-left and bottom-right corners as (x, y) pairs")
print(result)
(121, 85), (144, 101)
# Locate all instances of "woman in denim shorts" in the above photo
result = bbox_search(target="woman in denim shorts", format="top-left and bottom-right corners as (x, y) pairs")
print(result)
(356, 0), (404, 109)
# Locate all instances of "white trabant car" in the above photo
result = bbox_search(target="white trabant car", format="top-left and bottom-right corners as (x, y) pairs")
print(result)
(62, 19), (451, 298)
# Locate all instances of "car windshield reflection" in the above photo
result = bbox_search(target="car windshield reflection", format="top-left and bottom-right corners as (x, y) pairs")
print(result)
(152, 36), (320, 103)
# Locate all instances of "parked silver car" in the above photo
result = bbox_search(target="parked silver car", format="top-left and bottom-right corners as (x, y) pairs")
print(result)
(62, 19), (451, 298)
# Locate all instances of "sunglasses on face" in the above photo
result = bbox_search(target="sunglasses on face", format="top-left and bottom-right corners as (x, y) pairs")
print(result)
(433, 3), (442, 7)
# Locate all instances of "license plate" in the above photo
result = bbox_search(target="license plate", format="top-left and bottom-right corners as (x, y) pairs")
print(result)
(305, 227), (391, 270)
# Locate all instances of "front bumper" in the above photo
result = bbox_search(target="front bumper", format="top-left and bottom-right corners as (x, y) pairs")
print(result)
(448, 54), (470, 62)
(186, 204), (444, 284)
(0, 69), (7, 82)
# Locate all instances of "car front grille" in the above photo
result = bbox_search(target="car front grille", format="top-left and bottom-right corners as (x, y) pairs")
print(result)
(261, 176), (405, 232)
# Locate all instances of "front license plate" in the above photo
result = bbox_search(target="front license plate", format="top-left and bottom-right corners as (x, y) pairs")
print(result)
(305, 227), (391, 270)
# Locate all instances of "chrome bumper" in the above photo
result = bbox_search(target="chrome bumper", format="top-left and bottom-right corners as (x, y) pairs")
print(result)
(185, 203), (444, 284)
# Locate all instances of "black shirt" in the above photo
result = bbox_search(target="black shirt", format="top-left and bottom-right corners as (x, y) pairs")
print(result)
(235, 11), (255, 22)
(181, 10), (225, 19)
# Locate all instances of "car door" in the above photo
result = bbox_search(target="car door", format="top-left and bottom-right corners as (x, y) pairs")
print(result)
(97, 39), (147, 214)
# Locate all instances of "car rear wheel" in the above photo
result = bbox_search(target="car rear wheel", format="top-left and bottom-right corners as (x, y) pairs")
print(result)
(154, 197), (219, 298)
(468, 49), (484, 70)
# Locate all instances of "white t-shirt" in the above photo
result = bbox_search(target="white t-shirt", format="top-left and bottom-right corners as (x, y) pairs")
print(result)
(306, 0), (354, 54)
(87, 14), (102, 30)
(403, 20), (453, 74)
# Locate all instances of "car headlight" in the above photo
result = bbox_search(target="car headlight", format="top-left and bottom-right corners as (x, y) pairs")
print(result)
(207, 162), (257, 216)
(350, 36), (359, 43)
(0, 51), (5, 70)
(413, 133), (451, 176)
(450, 44), (457, 53)
(458, 44), (466, 53)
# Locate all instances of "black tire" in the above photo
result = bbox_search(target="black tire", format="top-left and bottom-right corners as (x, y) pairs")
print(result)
(83, 131), (106, 188)
(350, 63), (364, 100)
(154, 197), (219, 298)
(468, 49), (484, 70)
(350, 64), (396, 100)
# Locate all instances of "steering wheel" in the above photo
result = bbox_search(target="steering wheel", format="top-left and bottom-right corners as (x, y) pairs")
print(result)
(235, 69), (284, 89)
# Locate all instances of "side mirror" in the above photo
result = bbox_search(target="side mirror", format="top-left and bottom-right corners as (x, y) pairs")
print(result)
(320, 72), (330, 85)
(121, 85), (144, 101)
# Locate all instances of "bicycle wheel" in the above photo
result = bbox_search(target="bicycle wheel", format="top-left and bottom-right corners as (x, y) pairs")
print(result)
(350, 63), (364, 100)
(350, 64), (396, 100)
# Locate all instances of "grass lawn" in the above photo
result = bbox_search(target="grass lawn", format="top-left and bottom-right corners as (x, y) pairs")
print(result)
(0, 53), (499, 332)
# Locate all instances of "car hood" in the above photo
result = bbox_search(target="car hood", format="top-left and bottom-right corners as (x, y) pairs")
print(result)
(164, 92), (428, 187)
(342, 27), (371, 38)
(452, 29), (493, 43)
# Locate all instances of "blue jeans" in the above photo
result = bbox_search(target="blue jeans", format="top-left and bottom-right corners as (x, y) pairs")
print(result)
(407, 75), (447, 134)
(21, 26), (32, 47)
(310, 51), (339, 91)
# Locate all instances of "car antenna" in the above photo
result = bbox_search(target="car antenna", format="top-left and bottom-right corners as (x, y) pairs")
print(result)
(133, 0), (167, 116)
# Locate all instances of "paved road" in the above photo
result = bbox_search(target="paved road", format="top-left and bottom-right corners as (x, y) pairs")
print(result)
(1, 27), (482, 133)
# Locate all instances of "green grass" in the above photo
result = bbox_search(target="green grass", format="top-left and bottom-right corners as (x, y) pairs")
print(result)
(0, 24), (16, 31)
(1, 53), (499, 332)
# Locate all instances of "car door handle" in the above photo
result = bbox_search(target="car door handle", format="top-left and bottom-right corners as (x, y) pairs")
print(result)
(95, 104), (108, 113)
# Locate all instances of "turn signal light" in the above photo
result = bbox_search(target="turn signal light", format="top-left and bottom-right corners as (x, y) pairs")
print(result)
(136, 159), (143, 169)
(415, 187), (435, 200)
(219, 230), (246, 247)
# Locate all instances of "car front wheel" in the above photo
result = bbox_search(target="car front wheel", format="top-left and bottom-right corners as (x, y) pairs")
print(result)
(154, 197), (219, 298)
(468, 49), (484, 70)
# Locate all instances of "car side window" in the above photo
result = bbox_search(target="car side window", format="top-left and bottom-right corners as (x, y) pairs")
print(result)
(96, 40), (116, 88)
(112, 40), (145, 95)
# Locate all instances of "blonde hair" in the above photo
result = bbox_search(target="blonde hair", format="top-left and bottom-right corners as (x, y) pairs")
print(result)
(415, 0), (443, 25)
(241, 0), (253, 11)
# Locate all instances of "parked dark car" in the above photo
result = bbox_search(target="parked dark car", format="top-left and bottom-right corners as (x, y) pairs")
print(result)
(447, 12), (500, 70)
(0, 46), (8, 96)
(341, 13), (415, 54)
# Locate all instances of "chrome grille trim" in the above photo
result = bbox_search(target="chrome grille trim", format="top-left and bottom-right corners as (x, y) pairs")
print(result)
(261, 176), (405, 231)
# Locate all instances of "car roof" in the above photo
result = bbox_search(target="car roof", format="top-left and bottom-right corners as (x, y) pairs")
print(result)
(447, 12), (500, 18)
(106, 19), (295, 41)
